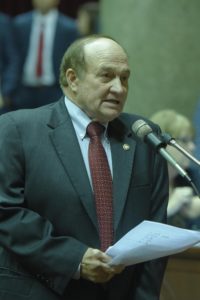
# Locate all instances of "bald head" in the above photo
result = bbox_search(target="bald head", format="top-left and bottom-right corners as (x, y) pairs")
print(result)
(83, 37), (128, 70)
(59, 35), (129, 88)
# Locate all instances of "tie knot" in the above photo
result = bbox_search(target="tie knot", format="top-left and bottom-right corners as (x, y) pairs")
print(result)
(87, 122), (105, 138)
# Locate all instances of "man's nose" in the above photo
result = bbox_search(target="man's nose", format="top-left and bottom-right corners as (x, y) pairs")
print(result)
(110, 77), (124, 93)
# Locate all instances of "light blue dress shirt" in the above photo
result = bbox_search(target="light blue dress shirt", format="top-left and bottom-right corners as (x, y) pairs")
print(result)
(64, 96), (113, 188)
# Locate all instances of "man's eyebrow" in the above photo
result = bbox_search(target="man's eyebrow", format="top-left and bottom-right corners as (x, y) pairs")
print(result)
(98, 66), (131, 74)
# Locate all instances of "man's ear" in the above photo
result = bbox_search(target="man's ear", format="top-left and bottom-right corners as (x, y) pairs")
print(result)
(65, 68), (79, 92)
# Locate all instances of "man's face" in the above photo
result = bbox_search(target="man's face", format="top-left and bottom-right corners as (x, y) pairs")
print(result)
(32, 0), (59, 14)
(72, 38), (130, 123)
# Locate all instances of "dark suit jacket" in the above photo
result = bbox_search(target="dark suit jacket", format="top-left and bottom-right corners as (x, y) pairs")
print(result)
(13, 11), (79, 84)
(0, 13), (19, 98)
(12, 11), (79, 109)
(0, 98), (169, 300)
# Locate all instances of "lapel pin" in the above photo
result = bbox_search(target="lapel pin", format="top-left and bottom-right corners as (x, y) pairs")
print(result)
(123, 144), (130, 150)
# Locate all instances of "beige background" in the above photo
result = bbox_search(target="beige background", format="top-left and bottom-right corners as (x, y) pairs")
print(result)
(100, 0), (200, 120)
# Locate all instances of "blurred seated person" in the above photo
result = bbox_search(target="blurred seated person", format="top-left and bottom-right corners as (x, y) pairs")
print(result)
(77, 2), (100, 36)
(13, 0), (79, 109)
(0, 13), (19, 114)
(190, 99), (200, 190)
(150, 109), (200, 230)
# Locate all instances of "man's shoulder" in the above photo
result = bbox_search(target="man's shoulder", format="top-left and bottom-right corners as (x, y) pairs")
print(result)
(118, 112), (147, 127)
(119, 112), (159, 131)
(14, 11), (33, 25)
(0, 101), (57, 126)
(0, 13), (11, 24)
(57, 12), (77, 28)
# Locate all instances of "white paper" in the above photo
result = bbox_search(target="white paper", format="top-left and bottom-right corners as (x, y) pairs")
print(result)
(106, 220), (200, 266)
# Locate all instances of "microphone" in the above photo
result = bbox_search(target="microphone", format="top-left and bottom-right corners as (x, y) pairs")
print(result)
(161, 132), (200, 167)
(132, 119), (166, 151)
(132, 119), (200, 197)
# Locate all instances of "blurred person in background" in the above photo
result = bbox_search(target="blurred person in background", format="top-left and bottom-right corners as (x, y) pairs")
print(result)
(0, 12), (19, 114)
(77, 2), (100, 36)
(190, 99), (200, 191)
(13, 0), (79, 110)
(150, 109), (200, 230)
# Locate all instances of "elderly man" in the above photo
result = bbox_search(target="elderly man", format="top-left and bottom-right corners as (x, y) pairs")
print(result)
(0, 35), (169, 300)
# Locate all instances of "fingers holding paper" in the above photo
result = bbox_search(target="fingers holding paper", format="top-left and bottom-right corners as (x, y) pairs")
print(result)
(80, 248), (125, 283)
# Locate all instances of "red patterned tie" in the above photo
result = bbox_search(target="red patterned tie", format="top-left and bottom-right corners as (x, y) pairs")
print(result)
(87, 121), (113, 251)
(36, 23), (44, 77)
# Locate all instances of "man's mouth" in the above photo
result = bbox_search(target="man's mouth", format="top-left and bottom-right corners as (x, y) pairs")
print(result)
(104, 99), (120, 105)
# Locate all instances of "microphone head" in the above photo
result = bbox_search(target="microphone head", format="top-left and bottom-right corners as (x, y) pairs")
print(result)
(132, 119), (152, 141)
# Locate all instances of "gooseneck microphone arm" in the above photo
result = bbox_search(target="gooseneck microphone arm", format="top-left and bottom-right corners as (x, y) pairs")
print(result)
(132, 119), (200, 198)
(158, 147), (192, 183)
(161, 132), (200, 167)
(159, 144), (200, 198)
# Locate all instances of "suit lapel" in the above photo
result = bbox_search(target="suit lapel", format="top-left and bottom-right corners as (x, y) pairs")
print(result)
(47, 99), (98, 230)
(47, 99), (136, 235)
(24, 13), (33, 54)
(109, 119), (136, 231)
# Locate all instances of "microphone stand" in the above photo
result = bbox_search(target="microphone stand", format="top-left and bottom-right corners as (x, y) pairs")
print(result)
(161, 133), (200, 167)
(161, 133), (200, 198)
(131, 120), (200, 197)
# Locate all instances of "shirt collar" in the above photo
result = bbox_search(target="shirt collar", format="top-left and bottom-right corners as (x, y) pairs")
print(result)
(34, 9), (58, 24)
(64, 96), (108, 140)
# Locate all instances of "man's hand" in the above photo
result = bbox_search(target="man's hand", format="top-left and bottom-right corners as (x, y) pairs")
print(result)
(80, 248), (125, 283)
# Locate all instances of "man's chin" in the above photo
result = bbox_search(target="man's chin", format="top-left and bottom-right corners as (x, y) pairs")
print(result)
(99, 111), (121, 123)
